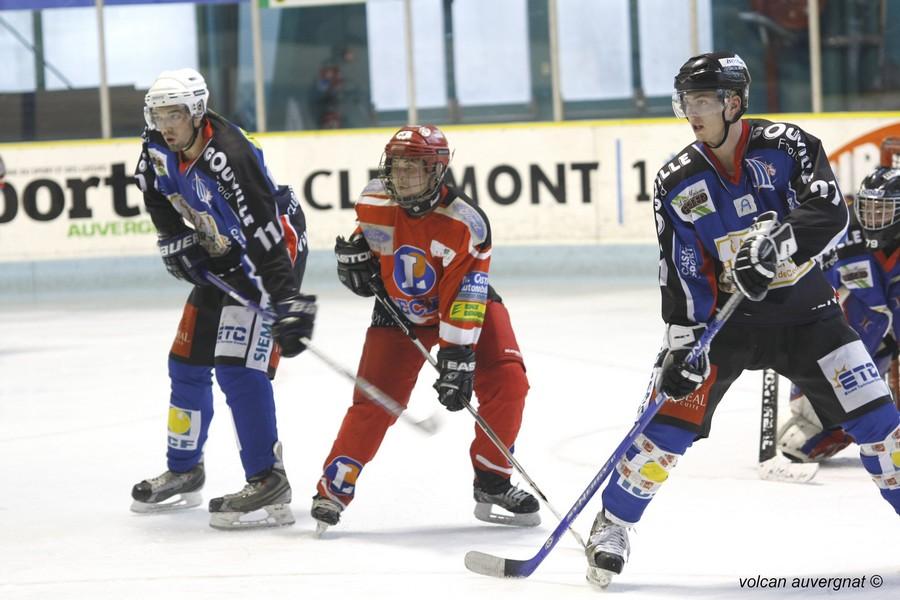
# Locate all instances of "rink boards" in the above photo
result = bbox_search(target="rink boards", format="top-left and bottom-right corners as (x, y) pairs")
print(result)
(1, 112), (900, 263)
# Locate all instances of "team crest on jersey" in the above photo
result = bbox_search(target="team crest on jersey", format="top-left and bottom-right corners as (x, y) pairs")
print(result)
(670, 181), (716, 223)
(167, 406), (201, 450)
(838, 261), (874, 289)
(745, 158), (775, 191)
(323, 456), (363, 497)
(393, 245), (436, 296)
(192, 173), (213, 208)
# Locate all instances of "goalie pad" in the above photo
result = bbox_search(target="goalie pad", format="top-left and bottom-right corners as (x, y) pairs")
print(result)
(777, 391), (853, 463)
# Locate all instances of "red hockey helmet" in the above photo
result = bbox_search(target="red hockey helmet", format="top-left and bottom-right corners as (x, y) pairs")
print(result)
(380, 125), (452, 216)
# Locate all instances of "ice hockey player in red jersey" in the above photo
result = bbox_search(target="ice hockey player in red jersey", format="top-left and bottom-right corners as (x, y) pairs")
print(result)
(309, 125), (539, 532)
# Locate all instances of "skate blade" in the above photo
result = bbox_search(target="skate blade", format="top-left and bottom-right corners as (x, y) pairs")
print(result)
(209, 503), (295, 530)
(586, 566), (614, 589)
(130, 491), (202, 514)
(314, 521), (330, 537)
(474, 502), (541, 527)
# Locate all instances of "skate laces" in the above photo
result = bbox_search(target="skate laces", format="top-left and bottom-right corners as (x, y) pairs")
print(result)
(147, 470), (188, 490)
(590, 521), (630, 559)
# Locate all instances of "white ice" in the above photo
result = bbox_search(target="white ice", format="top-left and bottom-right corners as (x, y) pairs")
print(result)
(1, 282), (897, 599)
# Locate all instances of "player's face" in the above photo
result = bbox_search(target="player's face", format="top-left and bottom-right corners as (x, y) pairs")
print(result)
(681, 91), (726, 143)
(858, 196), (897, 230)
(150, 106), (195, 150)
(390, 158), (431, 200)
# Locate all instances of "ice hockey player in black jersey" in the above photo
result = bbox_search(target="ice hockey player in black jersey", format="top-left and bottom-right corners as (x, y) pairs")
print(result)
(130, 68), (317, 529)
(584, 52), (900, 588)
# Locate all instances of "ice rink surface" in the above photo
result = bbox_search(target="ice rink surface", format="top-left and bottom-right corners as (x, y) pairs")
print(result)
(1, 281), (897, 599)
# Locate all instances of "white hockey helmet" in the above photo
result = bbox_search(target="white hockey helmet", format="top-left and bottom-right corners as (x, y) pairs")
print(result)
(144, 68), (209, 129)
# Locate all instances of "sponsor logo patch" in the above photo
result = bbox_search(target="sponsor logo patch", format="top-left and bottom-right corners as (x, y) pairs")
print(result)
(392, 245), (436, 296)
(678, 246), (699, 278)
(818, 341), (891, 412)
(167, 406), (201, 450)
(324, 456), (363, 497)
(838, 261), (874, 289)
(457, 271), (489, 302)
(450, 300), (486, 323)
(670, 181), (716, 223)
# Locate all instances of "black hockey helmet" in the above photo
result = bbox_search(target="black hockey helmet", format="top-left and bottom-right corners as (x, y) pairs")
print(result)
(673, 52), (751, 129)
(855, 166), (900, 249)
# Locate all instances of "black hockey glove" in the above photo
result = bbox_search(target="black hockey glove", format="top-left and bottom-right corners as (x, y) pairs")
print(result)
(658, 324), (710, 400)
(272, 294), (318, 358)
(434, 345), (476, 412)
(335, 233), (379, 297)
(157, 231), (209, 286)
(733, 211), (797, 301)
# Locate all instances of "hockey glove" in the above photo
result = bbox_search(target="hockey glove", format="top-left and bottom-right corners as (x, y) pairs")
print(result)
(434, 345), (476, 412)
(272, 294), (318, 358)
(335, 233), (379, 297)
(659, 324), (710, 400)
(733, 211), (797, 301)
(157, 231), (209, 286)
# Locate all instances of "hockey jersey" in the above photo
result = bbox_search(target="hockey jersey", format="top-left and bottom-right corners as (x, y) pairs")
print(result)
(654, 118), (849, 327)
(822, 212), (900, 368)
(353, 179), (491, 348)
(135, 111), (303, 303)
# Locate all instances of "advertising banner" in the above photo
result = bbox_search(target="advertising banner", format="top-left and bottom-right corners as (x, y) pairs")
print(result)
(1, 113), (899, 262)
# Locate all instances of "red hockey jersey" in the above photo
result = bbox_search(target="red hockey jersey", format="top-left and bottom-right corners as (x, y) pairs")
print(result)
(353, 178), (492, 348)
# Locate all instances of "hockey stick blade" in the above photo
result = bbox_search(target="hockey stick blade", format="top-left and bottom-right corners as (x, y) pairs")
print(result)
(465, 551), (531, 578)
(758, 455), (819, 483)
(463, 293), (745, 580)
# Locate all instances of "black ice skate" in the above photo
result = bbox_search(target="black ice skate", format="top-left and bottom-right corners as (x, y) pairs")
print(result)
(585, 510), (631, 589)
(310, 494), (343, 536)
(473, 473), (540, 527)
(208, 442), (294, 530)
(130, 463), (205, 513)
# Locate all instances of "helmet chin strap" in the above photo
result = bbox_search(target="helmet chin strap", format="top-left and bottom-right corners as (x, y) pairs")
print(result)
(704, 109), (736, 149)
(179, 116), (204, 154)
(180, 126), (201, 153)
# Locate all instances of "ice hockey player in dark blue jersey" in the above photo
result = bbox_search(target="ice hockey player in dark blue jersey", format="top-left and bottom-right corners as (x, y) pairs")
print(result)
(584, 53), (900, 588)
(129, 69), (317, 529)
(780, 144), (900, 462)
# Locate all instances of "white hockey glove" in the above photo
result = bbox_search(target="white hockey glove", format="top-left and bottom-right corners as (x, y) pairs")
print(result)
(733, 211), (797, 301)
(658, 324), (710, 400)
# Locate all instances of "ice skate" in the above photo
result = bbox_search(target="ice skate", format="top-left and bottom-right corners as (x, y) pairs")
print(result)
(208, 443), (294, 529)
(473, 479), (540, 527)
(310, 494), (343, 536)
(585, 510), (631, 589)
(130, 463), (205, 513)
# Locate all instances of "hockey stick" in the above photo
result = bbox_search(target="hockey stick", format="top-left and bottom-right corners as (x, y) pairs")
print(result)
(464, 292), (743, 579)
(757, 369), (818, 483)
(368, 279), (586, 548)
(890, 356), (900, 410)
(204, 272), (440, 434)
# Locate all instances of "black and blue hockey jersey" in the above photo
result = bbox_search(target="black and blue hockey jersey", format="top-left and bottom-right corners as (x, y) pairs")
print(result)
(654, 118), (849, 327)
(134, 111), (304, 304)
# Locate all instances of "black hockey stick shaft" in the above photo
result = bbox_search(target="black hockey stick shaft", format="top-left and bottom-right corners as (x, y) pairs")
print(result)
(368, 277), (587, 548)
(759, 368), (779, 463)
